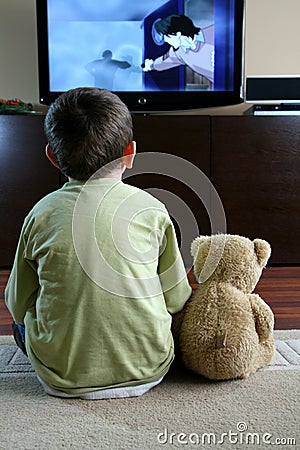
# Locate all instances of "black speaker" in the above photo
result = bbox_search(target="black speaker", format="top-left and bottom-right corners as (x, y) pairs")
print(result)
(246, 76), (300, 103)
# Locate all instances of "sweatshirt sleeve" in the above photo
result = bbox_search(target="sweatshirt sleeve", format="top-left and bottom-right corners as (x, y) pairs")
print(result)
(152, 49), (182, 71)
(5, 218), (39, 323)
(158, 221), (192, 314)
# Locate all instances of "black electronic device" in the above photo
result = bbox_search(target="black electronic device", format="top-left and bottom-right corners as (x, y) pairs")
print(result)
(36, 0), (245, 113)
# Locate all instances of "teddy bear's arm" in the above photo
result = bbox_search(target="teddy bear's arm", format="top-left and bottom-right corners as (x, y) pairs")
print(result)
(249, 294), (275, 342)
(171, 308), (185, 348)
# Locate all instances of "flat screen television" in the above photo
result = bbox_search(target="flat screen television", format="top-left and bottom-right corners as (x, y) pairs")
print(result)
(36, 0), (245, 113)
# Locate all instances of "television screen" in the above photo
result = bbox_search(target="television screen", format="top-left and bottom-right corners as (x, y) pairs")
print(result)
(36, 0), (245, 112)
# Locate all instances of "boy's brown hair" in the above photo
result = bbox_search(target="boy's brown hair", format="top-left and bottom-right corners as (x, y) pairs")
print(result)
(44, 87), (133, 180)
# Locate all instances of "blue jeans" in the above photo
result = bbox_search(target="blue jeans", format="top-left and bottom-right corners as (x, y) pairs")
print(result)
(12, 322), (27, 356)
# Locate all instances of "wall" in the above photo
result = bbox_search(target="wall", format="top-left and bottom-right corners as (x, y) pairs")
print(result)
(0, 0), (38, 103)
(0, 0), (299, 113)
(245, 0), (300, 76)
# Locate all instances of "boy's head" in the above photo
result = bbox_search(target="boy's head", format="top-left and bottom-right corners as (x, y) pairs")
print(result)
(44, 87), (133, 180)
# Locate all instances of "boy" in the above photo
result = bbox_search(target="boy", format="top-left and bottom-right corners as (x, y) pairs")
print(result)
(5, 87), (192, 399)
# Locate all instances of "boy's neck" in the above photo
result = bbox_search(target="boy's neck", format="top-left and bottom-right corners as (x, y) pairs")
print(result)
(68, 167), (123, 183)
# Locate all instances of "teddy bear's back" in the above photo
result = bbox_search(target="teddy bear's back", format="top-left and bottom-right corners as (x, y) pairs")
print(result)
(183, 281), (256, 331)
(180, 282), (260, 379)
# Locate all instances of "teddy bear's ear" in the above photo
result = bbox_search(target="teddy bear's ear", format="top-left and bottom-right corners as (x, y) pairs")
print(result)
(190, 236), (208, 258)
(254, 239), (271, 267)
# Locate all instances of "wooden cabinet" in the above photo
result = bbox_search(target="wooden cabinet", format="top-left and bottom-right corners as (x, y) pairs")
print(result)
(211, 116), (300, 264)
(0, 116), (60, 266)
(131, 115), (212, 266)
(0, 114), (299, 266)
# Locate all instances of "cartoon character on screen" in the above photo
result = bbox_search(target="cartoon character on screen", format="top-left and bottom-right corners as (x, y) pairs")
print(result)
(86, 50), (131, 90)
(143, 14), (214, 84)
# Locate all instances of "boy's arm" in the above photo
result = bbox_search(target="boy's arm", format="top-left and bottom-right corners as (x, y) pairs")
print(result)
(158, 221), (192, 314)
(5, 222), (39, 324)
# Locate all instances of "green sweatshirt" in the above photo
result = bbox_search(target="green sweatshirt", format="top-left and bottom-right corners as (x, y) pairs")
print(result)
(5, 179), (191, 394)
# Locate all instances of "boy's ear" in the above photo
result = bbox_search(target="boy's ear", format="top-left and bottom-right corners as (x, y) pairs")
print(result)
(122, 141), (136, 169)
(45, 144), (60, 169)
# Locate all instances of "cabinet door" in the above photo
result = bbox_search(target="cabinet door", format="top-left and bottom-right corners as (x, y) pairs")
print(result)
(211, 116), (300, 264)
(130, 115), (211, 267)
(0, 116), (60, 266)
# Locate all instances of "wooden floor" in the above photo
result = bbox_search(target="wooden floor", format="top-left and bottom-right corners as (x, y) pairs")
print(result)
(1, 267), (299, 334)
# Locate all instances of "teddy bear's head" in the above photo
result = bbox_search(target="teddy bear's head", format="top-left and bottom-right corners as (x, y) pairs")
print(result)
(191, 234), (271, 292)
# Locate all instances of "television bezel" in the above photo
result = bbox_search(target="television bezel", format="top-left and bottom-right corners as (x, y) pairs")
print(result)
(36, 0), (245, 113)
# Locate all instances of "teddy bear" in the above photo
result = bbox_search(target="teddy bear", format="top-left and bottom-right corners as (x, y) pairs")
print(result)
(172, 234), (275, 380)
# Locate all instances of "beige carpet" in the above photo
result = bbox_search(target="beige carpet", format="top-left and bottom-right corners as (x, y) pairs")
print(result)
(0, 330), (299, 450)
